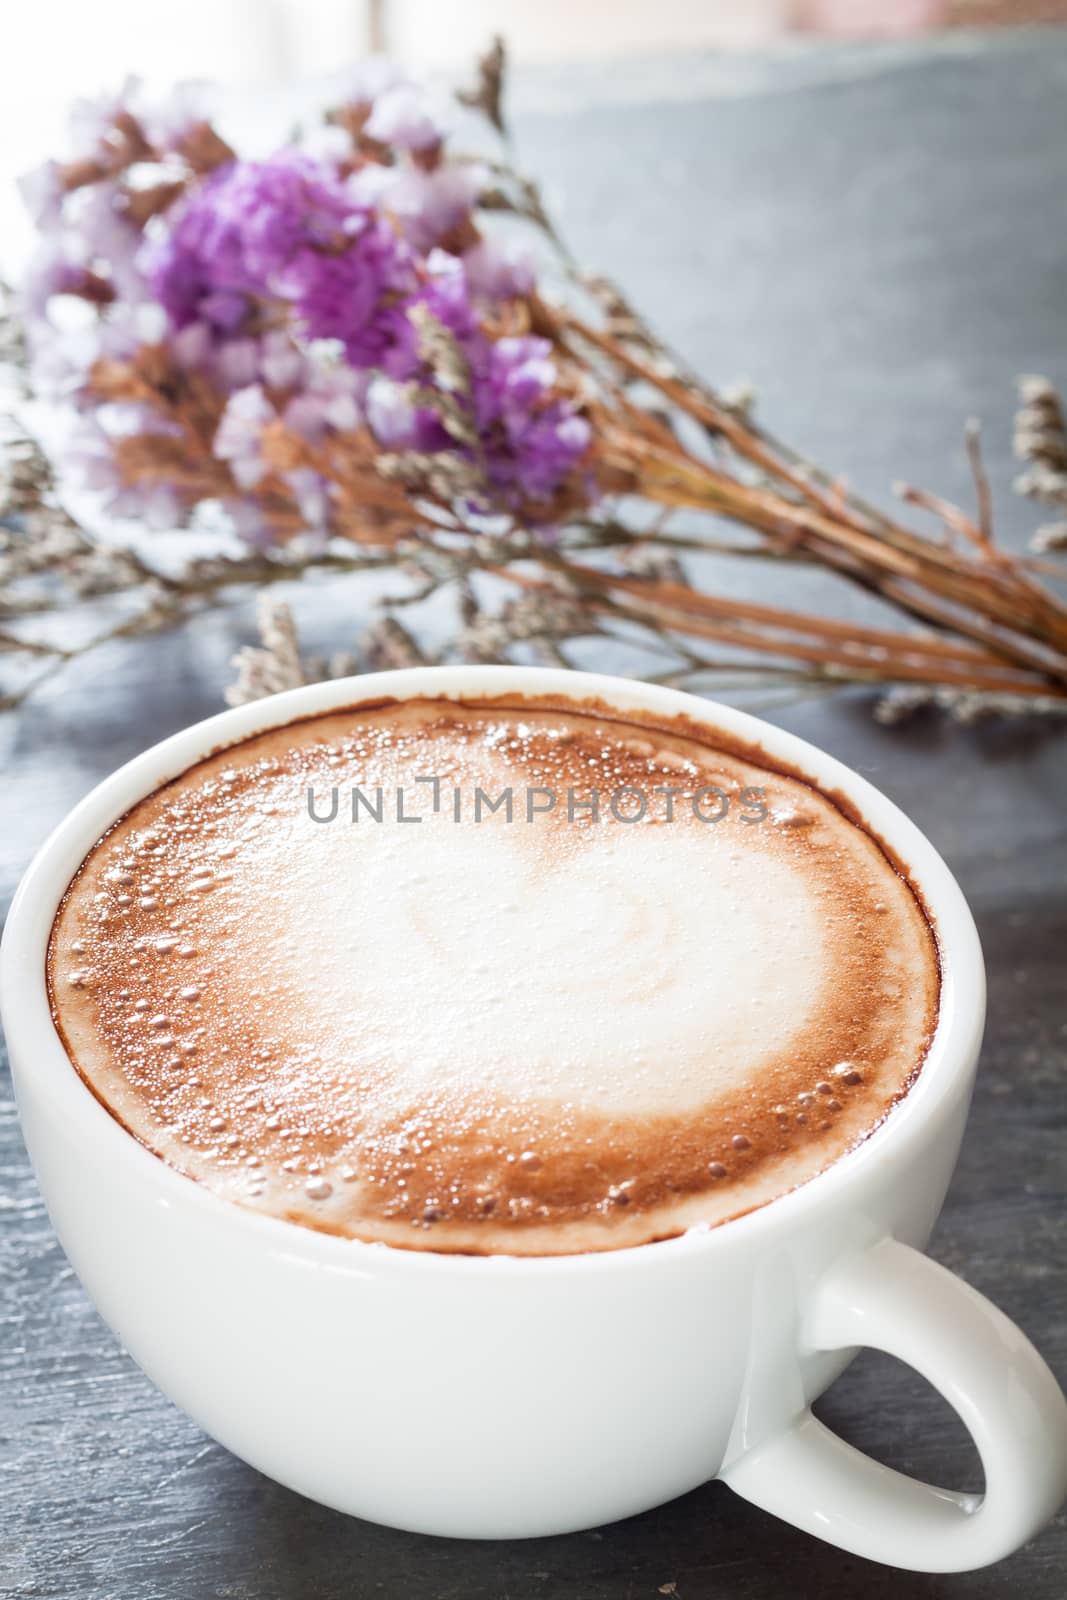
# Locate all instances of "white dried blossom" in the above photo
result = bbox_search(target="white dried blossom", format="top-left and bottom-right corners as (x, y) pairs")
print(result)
(225, 597), (309, 707)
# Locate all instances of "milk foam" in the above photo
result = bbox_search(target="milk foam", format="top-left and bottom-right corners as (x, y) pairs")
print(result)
(49, 697), (940, 1254)
(239, 811), (828, 1115)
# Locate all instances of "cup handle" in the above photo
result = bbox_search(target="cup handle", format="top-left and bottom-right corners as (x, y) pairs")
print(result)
(721, 1236), (1067, 1571)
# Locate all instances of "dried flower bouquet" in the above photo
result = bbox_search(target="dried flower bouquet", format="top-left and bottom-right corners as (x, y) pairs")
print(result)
(3, 40), (1067, 719)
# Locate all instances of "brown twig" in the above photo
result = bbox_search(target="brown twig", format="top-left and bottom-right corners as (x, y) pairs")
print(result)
(497, 565), (1064, 700)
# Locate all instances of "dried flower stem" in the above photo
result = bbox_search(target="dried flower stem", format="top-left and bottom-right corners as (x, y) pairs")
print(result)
(543, 306), (1067, 698)
(500, 564), (1058, 699)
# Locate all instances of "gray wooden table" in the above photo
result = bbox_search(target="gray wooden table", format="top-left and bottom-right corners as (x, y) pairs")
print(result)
(2, 30), (1066, 1600)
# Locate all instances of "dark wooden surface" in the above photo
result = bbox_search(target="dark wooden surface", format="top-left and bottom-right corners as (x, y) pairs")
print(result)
(3, 31), (1067, 1600)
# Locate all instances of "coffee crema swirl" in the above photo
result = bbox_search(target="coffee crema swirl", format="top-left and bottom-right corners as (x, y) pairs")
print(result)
(48, 695), (940, 1255)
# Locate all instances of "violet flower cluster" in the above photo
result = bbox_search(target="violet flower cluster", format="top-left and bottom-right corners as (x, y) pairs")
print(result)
(17, 69), (594, 542)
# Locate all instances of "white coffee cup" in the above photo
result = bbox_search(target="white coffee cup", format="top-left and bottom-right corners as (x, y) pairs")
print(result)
(3, 666), (1065, 1570)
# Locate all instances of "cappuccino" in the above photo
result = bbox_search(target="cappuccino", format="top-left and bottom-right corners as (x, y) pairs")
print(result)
(49, 695), (939, 1254)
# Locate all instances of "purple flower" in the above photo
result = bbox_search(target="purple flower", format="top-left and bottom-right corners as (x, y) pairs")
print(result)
(123, 481), (186, 531)
(218, 338), (271, 390)
(143, 152), (418, 371)
(366, 380), (417, 448)
(212, 337), (262, 390)
(65, 76), (142, 160)
(282, 360), (363, 440)
(462, 239), (536, 304)
(64, 418), (121, 493)
(143, 156), (295, 326)
(214, 385), (275, 488)
(259, 329), (308, 391)
(18, 239), (91, 319)
(288, 219), (416, 371)
(23, 319), (106, 402)
(285, 467), (332, 532)
(345, 163), (396, 212)
(421, 248), (478, 338)
(221, 496), (273, 545)
(96, 301), (168, 359)
(138, 79), (217, 153)
(20, 177), (149, 332)
(366, 255), (591, 514)
(63, 416), (185, 529)
(76, 181), (150, 299)
(363, 83), (446, 153)
(297, 122), (357, 169)
(349, 162), (485, 255)
(19, 76), (587, 534)
(400, 165), (484, 254)
(24, 298), (165, 405)
(366, 378), (446, 452)
(467, 335), (592, 509)
(170, 320), (214, 371)
(169, 318), (328, 405)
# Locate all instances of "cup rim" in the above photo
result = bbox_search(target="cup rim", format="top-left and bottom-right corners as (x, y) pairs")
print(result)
(1, 664), (985, 1277)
